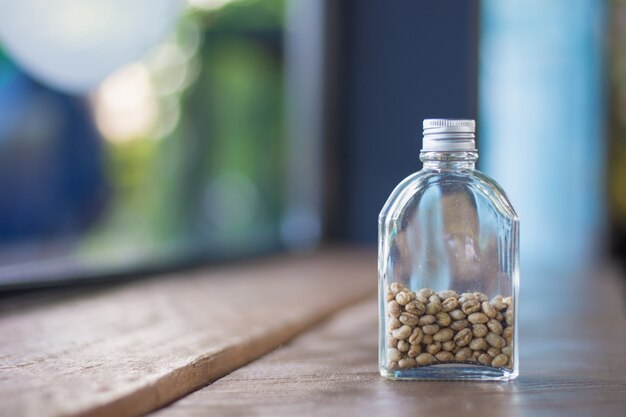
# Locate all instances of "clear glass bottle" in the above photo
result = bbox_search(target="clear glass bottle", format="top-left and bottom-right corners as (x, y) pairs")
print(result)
(378, 119), (519, 381)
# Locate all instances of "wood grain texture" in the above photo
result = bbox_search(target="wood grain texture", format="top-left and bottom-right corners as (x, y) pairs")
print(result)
(153, 266), (626, 417)
(0, 249), (376, 417)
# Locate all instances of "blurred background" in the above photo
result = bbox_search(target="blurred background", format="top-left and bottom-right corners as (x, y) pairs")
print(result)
(0, 0), (622, 289)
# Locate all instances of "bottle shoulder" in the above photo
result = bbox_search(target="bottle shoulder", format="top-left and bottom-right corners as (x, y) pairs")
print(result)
(378, 168), (519, 223)
(471, 169), (519, 220)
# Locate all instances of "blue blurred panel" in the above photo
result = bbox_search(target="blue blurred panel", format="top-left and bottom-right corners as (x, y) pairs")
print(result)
(0, 57), (107, 242)
(480, 0), (606, 270)
(338, 0), (479, 243)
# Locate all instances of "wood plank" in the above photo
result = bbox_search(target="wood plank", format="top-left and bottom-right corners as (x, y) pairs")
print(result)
(152, 266), (626, 417)
(0, 249), (376, 417)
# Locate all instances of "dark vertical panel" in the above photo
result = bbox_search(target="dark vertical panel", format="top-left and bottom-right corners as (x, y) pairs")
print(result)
(332, 0), (479, 243)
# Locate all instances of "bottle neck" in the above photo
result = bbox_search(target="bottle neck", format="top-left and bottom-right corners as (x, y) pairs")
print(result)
(420, 151), (478, 170)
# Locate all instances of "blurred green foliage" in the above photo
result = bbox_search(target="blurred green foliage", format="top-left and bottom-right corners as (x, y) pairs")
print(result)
(83, 0), (286, 259)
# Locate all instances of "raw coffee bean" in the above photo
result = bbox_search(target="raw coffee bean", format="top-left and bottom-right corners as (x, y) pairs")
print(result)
(449, 309), (466, 320)
(482, 301), (496, 318)
(503, 326), (514, 343)
(487, 347), (501, 358)
(387, 337), (398, 348)
(495, 311), (504, 321)
(471, 350), (482, 361)
(416, 352), (435, 366)
(435, 351), (455, 362)
(442, 297), (459, 312)
(461, 299), (481, 315)
(472, 324), (488, 338)
(397, 340), (410, 352)
(474, 292), (488, 302)
(453, 328), (473, 347)
(433, 328), (454, 342)
(386, 291), (396, 302)
(405, 300), (426, 316)
(437, 290), (459, 300)
(486, 332), (506, 348)
(426, 295), (442, 314)
(478, 353), (492, 365)
(435, 312), (452, 327)
(503, 296), (513, 307)
(399, 358), (417, 369)
(460, 292), (477, 301)
(418, 288), (435, 299)
(469, 337), (488, 351)
(418, 315), (436, 326)
(442, 340), (456, 352)
(408, 327), (424, 345)
(396, 291), (412, 306)
(487, 319), (503, 335)
(422, 324), (440, 335)
(468, 312), (489, 324)
(426, 342), (442, 354)
(501, 346), (512, 357)
(387, 361), (399, 370)
(505, 309), (514, 326)
(491, 354), (508, 367)
(415, 293), (429, 304)
(392, 325), (412, 340)
(450, 319), (470, 331)
(387, 348), (401, 362)
(389, 282), (406, 295)
(408, 344), (422, 358)
(455, 347), (472, 361)
(399, 311), (420, 326)
(388, 301), (402, 317)
(422, 334), (433, 345)
(388, 317), (401, 330)
(491, 295), (506, 311)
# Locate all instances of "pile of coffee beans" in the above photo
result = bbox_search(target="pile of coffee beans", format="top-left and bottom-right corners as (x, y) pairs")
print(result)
(385, 282), (514, 370)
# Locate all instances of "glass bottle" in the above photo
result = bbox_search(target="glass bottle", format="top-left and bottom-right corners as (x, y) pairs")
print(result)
(378, 119), (519, 381)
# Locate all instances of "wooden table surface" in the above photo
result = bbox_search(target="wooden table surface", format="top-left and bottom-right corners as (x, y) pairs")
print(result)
(151, 264), (626, 417)
(1, 249), (625, 417)
(0, 249), (376, 417)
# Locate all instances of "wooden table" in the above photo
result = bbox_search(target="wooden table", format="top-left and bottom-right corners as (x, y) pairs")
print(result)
(1, 249), (625, 417)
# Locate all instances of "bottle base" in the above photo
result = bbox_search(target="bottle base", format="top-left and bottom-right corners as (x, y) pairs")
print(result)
(380, 363), (518, 381)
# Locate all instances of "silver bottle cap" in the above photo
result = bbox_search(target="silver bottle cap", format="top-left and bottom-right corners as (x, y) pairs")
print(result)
(422, 119), (476, 152)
